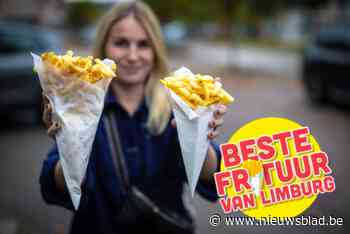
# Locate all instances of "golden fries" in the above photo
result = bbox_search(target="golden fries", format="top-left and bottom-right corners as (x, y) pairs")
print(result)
(241, 159), (263, 177)
(160, 73), (234, 109)
(41, 50), (117, 83)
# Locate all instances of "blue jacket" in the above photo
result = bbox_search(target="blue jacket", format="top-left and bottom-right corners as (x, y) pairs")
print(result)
(40, 95), (220, 234)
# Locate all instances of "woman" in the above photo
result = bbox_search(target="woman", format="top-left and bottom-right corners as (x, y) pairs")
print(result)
(40, 1), (227, 233)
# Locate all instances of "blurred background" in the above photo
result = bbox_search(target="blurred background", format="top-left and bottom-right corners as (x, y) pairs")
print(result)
(0, 0), (349, 233)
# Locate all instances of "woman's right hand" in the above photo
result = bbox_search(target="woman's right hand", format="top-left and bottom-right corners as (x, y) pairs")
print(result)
(42, 94), (61, 138)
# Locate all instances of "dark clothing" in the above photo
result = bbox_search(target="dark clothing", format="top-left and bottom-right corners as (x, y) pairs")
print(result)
(40, 94), (220, 234)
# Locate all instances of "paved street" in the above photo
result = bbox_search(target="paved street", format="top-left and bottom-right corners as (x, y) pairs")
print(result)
(0, 50), (349, 233)
(184, 40), (300, 79)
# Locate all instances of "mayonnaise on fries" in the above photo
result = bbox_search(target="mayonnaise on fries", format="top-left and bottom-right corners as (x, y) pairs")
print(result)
(41, 50), (117, 83)
(160, 74), (234, 109)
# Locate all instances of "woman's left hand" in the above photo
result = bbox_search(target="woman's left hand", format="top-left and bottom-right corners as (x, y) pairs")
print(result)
(171, 104), (227, 140)
(207, 104), (227, 140)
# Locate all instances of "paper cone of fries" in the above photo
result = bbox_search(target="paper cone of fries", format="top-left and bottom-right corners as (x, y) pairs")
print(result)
(162, 67), (234, 196)
(32, 51), (116, 209)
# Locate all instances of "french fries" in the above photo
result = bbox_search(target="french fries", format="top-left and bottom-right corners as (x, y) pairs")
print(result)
(41, 50), (117, 83)
(241, 159), (263, 177)
(160, 74), (234, 109)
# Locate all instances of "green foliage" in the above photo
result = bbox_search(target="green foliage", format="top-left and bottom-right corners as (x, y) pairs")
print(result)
(144, 0), (223, 23)
(145, 0), (289, 25)
(66, 2), (104, 28)
(64, 0), (331, 28)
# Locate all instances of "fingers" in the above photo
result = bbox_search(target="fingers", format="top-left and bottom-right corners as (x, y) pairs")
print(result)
(42, 93), (49, 105)
(171, 118), (177, 128)
(208, 118), (222, 140)
(208, 104), (227, 140)
(208, 129), (220, 140)
(42, 102), (52, 128)
(213, 104), (227, 119)
(41, 93), (61, 138)
(42, 94), (54, 128)
(210, 104), (226, 129)
(209, 118), (223, 129)
(47, 121), (61, 138)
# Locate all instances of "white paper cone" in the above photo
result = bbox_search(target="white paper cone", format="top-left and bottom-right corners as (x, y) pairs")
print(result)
(32, 53), (113, 209)
(173, 105), (212, 196)
(169, 67), (216, 196)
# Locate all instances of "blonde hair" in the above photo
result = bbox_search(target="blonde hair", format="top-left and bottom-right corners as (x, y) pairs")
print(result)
(93, 0), (171, 135)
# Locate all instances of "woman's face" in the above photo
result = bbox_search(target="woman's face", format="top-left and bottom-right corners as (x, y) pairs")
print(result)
(105, 15), (154, 86)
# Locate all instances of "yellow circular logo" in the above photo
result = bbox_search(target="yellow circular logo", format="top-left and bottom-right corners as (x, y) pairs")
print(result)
(215, 117), (335, 219)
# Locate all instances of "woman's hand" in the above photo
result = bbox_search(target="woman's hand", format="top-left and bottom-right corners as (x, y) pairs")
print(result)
(207, 104), (227, 140)
(171, 104), (227, 140)
(42, 94), (61, 138)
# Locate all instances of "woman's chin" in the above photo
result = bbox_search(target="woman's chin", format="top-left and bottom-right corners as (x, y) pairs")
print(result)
(116, 67), (151, 84)
(117, 75), (146, 86)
